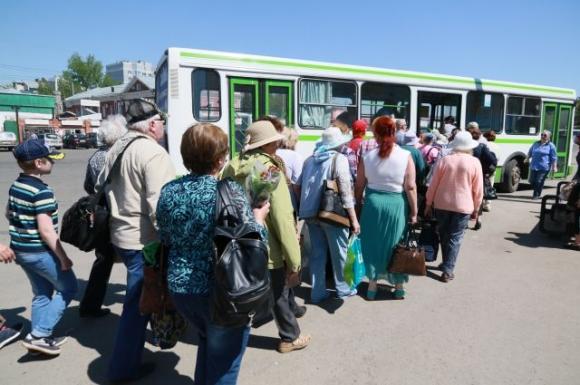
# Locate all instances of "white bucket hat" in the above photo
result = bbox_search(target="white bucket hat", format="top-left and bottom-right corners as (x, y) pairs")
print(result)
(244, 121), (285, 151)
(316, 126), (350, 151)
(449, 131), (479, 151)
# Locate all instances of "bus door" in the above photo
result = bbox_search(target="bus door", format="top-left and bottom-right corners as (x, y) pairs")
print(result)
(542, 103), (573, 177)
(228, 77), (293, 156)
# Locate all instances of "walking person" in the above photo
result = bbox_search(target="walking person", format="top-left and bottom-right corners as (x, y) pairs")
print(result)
(0, 243), (23, 349)
(7, 140), (77, 355)
(223, 120), (311, 354)
(527, 130), (557, 200)
(355, 116), (418, 300)
(79, 115), (127, 318)
(96, 100), (176, 382)
(157, 123), (270, 384)
(296, 126), (360, 303)
(424, 131), (483, 282)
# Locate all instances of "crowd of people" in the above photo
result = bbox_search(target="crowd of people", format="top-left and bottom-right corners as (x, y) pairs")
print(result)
(1, 99), (575, 384)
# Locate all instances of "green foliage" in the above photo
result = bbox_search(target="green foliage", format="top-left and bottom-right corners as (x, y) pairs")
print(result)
(101, 74), (120, 87)
(37, 77), (53, 95)
(63, 53), (104, 90)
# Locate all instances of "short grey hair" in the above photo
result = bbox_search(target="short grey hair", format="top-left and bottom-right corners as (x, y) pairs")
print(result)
(99, 114), (128, 146)
(542, 130), (552, 139)
(467, 121), (479, 130)
(395, 119), (407, 129)
(129, 114), (158, 133)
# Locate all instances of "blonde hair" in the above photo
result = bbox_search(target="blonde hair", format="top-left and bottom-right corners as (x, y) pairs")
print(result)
(280, 126), (299, 150)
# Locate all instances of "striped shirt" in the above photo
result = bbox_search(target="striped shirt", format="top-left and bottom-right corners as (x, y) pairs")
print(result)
(8, 174), (58, 252)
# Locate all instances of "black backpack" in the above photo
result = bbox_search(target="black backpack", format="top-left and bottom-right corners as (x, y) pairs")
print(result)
(210, 179), (272, 328)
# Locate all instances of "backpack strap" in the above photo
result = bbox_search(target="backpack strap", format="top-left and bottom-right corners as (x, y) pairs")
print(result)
(95, 136), (145, 196)
(215, 178), (241, 227)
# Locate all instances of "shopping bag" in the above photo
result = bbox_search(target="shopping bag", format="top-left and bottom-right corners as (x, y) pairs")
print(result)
(344, 235), (365, 289)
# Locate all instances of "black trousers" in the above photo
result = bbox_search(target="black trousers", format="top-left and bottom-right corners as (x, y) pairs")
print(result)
(79, 242), (115, 312)
(270, 267), (300, 342)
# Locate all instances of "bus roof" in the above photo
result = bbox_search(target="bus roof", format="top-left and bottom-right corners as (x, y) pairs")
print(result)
(166, 47), (577, 101)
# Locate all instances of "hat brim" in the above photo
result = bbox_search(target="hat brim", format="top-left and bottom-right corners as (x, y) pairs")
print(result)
(449, 140), (479, 151)
(47, 149), (65, 160)
(245, 133), (286, 151)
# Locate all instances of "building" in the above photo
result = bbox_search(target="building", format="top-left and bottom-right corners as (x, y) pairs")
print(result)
(105, 60), (154, 84)
(64, 76), (154, 118)
(0, 90), (56, 141)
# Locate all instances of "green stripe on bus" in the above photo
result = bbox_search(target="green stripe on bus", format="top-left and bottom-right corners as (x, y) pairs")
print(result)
(299, 135), (321, 142)
(180, 51), (575, 97)
(495, 138), (537, 145)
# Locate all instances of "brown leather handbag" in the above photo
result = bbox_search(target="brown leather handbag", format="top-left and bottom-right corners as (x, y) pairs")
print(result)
(318, 154), (351, 228)
(139, 243), (175, 315)
(388, 226), (427, 276)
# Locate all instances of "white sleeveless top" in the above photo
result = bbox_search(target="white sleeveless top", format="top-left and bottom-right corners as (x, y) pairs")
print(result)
(363, 145), (409, 193)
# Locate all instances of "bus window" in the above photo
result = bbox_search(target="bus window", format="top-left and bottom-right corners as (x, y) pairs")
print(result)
(361, 82), (410, 124)
(155, 61), (168, 113)
(466, 91), (504, 132)
(505, 96), (541, 135)
(299, 79), (357, 129)
(417, 91), (461, 133)
(192, 68), (221, 122)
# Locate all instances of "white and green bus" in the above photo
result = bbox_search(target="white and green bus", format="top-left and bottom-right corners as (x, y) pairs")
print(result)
(155, 47), (577, 192)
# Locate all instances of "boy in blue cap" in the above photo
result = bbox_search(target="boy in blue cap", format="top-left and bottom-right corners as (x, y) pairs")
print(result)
(8, 139), (77, 355)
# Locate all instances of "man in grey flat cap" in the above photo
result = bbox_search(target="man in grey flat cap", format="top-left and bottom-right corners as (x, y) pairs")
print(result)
(96, 99), (175, 383)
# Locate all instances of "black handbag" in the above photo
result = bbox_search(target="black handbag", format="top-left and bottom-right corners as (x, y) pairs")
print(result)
(211, 179), (272, 327)
(318, 154), (351, 228)
(60, 137), (144, 252)
(418, 219), (439, 263)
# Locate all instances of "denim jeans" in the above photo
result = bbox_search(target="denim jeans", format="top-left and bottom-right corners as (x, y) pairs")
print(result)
(172, 292), (250, 385)
(16, 250), (78, 337)
(108, 247), (150, 382)
(434, 210), (470, 275)
(529, 169), (549, 198)
(306, 219), (351, 302)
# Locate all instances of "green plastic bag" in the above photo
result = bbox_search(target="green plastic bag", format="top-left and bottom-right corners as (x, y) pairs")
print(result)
(344, 235), (365, 289)
(143, 241), (161, 267)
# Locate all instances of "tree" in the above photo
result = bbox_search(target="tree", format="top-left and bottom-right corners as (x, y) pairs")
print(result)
(37, 77), (53, 95)
(63, 53), (105, 90)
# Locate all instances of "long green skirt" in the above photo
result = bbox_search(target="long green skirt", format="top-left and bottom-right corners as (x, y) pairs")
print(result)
(360, 188), (409, 285)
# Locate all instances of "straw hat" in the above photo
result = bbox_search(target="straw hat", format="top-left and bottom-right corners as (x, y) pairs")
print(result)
(449, 131), (479, 151)
(244, 121), (285, 151)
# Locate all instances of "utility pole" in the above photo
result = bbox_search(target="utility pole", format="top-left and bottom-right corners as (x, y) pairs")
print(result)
(54, 75), (63, 115)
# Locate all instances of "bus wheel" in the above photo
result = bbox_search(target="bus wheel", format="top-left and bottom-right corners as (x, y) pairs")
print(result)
(501, 159), (521, 193)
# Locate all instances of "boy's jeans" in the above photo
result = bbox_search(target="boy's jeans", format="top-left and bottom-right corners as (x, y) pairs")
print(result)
(16, 251), (78, 337)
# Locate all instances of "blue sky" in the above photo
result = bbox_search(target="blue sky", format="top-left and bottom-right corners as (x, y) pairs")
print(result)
(1, 0), (579, 95)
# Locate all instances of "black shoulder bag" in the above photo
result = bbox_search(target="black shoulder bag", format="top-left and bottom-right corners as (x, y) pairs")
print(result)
(60, 137), (144, 252)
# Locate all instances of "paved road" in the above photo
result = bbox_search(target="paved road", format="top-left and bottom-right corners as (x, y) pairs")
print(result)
(1, 149), (579, 385)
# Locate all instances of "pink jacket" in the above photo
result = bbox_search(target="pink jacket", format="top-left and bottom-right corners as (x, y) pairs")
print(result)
(426, 153), (483, 214)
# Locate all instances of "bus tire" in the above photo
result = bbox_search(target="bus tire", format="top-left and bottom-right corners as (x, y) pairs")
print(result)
(501, 159), (521, 193)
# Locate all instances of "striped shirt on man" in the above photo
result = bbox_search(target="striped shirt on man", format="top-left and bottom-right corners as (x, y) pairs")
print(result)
(8, 174), (58, 253)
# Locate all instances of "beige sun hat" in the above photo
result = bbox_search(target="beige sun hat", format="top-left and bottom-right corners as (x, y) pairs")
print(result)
(244, 120), (285, 151)
(449, 131), (479, 151)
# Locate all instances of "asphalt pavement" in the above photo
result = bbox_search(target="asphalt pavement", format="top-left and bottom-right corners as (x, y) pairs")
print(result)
(0, 149), (579, 385)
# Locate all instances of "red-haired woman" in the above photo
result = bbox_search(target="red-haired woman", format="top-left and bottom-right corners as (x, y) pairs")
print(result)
(355, 116), (418, 300)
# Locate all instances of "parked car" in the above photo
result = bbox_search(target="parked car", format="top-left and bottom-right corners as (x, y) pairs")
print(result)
(63, 133), (89, 149)
(87, 132), (103, 148)
(0, 131), (17, 151)
(37, 133), (63, 149)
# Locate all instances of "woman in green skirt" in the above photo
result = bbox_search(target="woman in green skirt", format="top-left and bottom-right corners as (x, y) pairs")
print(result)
(355, 116), (418, 300)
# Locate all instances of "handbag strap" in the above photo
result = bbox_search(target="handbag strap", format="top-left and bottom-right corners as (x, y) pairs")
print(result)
(95, 136), (145, 196)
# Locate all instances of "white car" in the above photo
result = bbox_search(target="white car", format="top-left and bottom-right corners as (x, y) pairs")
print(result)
(0, 131), (17, 151)
(37, 133), (63, 149)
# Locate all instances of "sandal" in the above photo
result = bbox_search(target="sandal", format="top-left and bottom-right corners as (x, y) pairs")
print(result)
(393, 289), (405, 300)
(366, 290), (377, 300)
(564, 242), (580, 251)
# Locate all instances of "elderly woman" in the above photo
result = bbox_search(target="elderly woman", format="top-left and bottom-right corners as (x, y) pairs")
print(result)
(425, 131), (483, 282)
(527, 130), (557, 199)
(156, 123), (269, 384)
(355, 116), (418, 300)
(296, 126), (360, 303)
(79, 114), (127, 318)
(223, 120), (311, 354)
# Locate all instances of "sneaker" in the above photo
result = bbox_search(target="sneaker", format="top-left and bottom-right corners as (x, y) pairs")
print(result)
(293, 305), (307, 318)
(0, 323), (23, 349)
(277, 334), (311, 353)
(441, 272), (455, 283)
(338, 288), (358, 300)
(22, 334), (61, 355)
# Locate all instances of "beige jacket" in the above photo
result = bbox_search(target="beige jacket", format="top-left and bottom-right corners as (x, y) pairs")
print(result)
(96, 131), (176, 250)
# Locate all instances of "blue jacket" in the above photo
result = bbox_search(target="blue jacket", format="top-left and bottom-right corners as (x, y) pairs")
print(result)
(528, 141), (557, 171)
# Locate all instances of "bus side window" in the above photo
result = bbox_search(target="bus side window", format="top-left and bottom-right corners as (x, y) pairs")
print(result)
(505, 96), (540, 135)
(192, 68), (221, 122)
(466, 91), (505, 133)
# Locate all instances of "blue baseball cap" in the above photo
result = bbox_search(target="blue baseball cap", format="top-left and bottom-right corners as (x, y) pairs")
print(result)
(13, 139), (64, 162)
